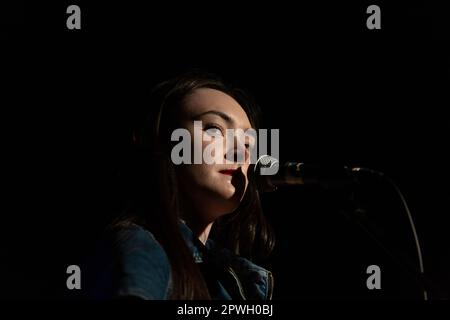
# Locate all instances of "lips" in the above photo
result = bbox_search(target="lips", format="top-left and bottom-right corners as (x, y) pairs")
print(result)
(219, 169), (238, 176)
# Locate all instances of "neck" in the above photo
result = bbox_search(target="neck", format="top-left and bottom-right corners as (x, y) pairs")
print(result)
(180, 195), (216, 245)
(187, 220), (213, 245)
(195, 222), (213, 244)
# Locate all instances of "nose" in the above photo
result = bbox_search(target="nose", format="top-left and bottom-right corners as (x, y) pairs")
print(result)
(224, 135), (249, 164)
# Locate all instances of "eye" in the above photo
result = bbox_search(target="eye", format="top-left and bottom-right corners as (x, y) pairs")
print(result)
(204, 124), (224, 137)
(245, 136), (256, 149)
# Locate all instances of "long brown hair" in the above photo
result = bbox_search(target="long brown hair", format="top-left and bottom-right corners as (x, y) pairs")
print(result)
(116, 70), (274, 299)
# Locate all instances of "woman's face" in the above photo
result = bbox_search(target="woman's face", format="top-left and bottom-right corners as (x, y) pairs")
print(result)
(175, 88), (254, 222)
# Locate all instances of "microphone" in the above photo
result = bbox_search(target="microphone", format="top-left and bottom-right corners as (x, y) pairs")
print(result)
(253, 155), (428, 300)
(253, 155), (359, 192)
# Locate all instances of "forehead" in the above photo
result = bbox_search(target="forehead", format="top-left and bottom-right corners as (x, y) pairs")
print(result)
(181, 88), (252, 128)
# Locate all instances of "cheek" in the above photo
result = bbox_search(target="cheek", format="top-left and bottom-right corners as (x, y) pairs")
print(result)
(182, 164), (213, 182)
(178, 164), (221, 196)
(202, 137), (226, 164)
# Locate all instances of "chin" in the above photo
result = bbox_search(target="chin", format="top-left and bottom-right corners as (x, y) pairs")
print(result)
(215, 202), (240, 217)
(221, 192), (246, 213)
(197, 177), (247, 216)
(209, 191), (242, 216)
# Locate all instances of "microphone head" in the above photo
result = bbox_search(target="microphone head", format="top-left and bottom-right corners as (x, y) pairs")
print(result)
(254, 155), (280, 176)
(253, 155), (280, 192)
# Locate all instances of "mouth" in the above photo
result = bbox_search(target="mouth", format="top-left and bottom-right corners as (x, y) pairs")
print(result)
(219, 169), (238, 176)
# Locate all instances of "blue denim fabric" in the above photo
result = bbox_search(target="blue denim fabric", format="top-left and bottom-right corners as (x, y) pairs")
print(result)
(85, 222), (273, 300)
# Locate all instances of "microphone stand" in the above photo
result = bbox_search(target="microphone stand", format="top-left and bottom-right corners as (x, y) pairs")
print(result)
(334, 168), (430, 300)
(262, 163), (433, 300)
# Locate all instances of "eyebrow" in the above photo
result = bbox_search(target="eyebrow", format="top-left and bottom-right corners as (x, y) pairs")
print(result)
(193, 110), (235, 125)
(192, 110), (253, 131)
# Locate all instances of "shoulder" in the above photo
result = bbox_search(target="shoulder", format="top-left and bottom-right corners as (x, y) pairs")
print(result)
(86, 223), (172, 300)
(114, 224), (172, 299)
(113, 223), (164, 257)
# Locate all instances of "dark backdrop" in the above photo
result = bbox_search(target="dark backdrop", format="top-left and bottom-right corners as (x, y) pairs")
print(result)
(2, 1), (449, 299)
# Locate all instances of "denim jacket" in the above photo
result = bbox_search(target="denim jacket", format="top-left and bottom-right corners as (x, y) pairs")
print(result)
(85, 222), (273, 300)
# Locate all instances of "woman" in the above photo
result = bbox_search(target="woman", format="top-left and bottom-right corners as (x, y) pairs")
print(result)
(85, 71), (275, 300)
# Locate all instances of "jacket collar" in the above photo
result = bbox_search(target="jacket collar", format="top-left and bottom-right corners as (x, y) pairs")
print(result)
(178, 220), (273, 300)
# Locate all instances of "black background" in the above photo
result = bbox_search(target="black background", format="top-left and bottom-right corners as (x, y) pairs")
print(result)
(2, 1), (449, 299)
